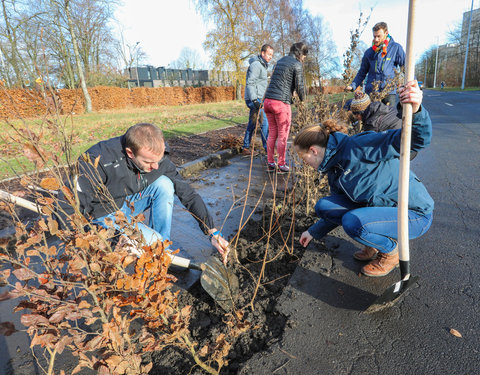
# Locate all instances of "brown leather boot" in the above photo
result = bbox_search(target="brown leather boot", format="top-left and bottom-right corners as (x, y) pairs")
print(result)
(361, 251), (399, 277)
(242, 148), (258, 157)
(353, 246), (378, 261)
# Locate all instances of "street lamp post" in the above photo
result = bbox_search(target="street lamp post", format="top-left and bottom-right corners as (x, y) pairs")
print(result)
(433, 37), (439, 88)
(135, 41), (140, 88)
(461, 0), (474, 90)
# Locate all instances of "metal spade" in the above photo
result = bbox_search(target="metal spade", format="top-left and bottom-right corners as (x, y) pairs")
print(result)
(170, 255), (239, 311)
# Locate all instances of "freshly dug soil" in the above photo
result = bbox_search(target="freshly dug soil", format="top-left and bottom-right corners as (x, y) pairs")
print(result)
(149, 203), (318, 375)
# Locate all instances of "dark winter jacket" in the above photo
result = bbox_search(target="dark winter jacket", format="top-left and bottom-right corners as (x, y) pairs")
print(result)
(264, 54), (305, 104)
(351, 36), (405, 95)
(361, 101), (402, 132)
(60, 135), (214, 233)
(245, 55), (269, 102)
(318, 106), (434, 215)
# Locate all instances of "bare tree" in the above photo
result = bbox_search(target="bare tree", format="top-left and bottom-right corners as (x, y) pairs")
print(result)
(303, 12), (340, 84)
(169, 47), (204, 69)
(194, 0), (250, 99)
(59, 0), (92, 112)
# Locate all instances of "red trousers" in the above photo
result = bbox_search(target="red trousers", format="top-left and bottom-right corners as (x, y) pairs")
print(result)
(263, 98), (292, 166)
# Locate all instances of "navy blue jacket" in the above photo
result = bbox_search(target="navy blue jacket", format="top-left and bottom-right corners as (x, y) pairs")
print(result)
(351, 37), (405, 95)
(318, 107), (434, 215)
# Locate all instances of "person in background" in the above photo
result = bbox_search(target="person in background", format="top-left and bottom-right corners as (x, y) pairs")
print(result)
(242, 44), (274, 156)
(295, 81), (433, 277)
(263, 42), (308, 173)
(347, 91), (418, 160)
(346, 22), (405, 107)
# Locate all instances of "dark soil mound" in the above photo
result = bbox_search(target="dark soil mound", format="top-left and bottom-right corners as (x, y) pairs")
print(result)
(149, 203), (316, 374)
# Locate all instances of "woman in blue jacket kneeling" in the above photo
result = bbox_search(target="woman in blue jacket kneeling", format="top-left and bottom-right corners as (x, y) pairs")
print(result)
(294, 80), (433, 277)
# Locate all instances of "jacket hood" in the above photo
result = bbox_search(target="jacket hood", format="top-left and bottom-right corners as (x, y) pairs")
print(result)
(249, 54), (268, 68)
(317, 132), (348, 173)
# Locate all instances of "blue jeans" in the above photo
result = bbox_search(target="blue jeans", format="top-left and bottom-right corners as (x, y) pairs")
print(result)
(93, 175), (174, 244)
(308, 195), (433, 253)
(244, 99), (268, 151)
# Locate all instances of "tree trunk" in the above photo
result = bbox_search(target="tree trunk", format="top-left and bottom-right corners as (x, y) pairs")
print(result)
(63, 0), (92, 112)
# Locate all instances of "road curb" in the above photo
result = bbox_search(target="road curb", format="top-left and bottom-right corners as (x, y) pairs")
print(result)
(178, 148), (240, 177)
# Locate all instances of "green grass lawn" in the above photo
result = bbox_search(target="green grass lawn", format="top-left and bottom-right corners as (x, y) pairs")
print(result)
(0, 92), (355, 180)
(0, 100), (248, 180)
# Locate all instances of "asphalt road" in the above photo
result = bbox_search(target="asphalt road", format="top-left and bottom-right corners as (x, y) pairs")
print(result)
(239, 89), (480, 375)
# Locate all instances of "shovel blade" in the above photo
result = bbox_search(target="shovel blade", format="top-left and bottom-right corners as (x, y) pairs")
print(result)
(365, 275), (419, 313)
(200, 257), (239, 311)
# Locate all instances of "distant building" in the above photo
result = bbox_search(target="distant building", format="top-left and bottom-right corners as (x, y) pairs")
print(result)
(125, 66), (235, 88)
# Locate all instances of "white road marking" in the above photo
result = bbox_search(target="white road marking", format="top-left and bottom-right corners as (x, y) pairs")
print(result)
(445, 103), (453, 106)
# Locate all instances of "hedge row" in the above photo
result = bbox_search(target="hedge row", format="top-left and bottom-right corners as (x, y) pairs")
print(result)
(0, 86), (238, 119)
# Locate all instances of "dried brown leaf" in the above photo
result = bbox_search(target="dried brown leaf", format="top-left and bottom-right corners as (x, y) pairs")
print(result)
(94, 155), (101, 169)
(23, 143), (45, 168)
(450, 328), (462, 338)
(21, 314), (50, 327)
(40, 177), (60, 191)
(49, 310), (66, 324)
(13, 268), (36, 281)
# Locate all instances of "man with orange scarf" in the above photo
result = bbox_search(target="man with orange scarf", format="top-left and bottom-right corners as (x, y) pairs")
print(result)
(346, 22), (405, 106)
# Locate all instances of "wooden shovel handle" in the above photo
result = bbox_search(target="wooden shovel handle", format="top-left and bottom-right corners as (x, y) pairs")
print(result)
(0, 189), (41, 213)
(398, 0), (417, 277)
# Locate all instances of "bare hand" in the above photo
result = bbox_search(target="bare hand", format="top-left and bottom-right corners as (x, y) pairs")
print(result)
(398, 80), (423, 114)
(299, 231), (313, 248)
(210, 230), (231, 264)
(345, 85), (353, 92)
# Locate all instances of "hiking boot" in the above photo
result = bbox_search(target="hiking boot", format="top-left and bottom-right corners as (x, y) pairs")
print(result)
(361, 250), (399, 277)
(267, 162), (276, 172)
(242, 148), (257, 156)
(277, 164), (290, 174)
(353, 246), (378, 261)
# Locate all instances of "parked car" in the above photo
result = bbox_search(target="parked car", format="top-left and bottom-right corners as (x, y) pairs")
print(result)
(418, 81), (424, 90)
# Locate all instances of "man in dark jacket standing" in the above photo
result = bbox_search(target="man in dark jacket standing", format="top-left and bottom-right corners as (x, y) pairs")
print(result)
(346, 22), (405, 106)
(263, 42), (308, 173)
(63, 123), (230, 261)
(242, 44), (274, 156)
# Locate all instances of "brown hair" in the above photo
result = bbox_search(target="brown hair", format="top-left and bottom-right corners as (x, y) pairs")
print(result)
(261, 44), (274, 53)
(289, 42), (309, 60)
(373, 22), (388, 33)
(294, 120), (348, 151)
(125, 123), (164, 155)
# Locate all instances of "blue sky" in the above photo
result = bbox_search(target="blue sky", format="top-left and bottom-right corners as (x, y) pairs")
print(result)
(114, 0), (477, 69)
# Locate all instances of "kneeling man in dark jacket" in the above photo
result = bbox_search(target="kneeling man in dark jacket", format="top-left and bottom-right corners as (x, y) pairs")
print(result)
(61, 122), (229, 261)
